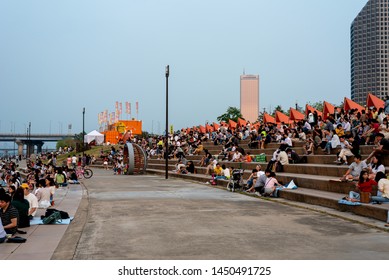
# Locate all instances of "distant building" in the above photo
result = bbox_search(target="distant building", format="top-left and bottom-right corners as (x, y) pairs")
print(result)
(240, 74), (259, 123)
(351, 0), (389, 104)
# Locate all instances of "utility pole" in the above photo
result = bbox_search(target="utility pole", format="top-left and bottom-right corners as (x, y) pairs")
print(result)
(82, 107), (85, 156)
(165, 65), (169, 179)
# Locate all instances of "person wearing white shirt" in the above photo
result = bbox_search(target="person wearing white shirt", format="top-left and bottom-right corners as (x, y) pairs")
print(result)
(222, 166), (231, 179)
(22, 184), (38, 218)
(231, 150), (243, 162)
(303, 121), (312, 132)
(334, 136), (354, 164)
(308, 112), (315, 125)
(368, 156), (386, 180)
(282, 134), (293, 147)
(343, 118), (351, 133)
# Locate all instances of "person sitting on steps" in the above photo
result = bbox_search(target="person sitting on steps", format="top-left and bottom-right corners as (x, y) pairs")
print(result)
(339, 154), (367, 182)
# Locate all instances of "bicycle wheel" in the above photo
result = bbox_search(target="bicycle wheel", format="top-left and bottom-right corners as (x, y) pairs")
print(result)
(83, 168), (93, 179)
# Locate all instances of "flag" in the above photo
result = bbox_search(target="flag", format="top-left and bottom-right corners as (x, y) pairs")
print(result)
(119, 102), (122, 115)
(136, 102), (139, 115)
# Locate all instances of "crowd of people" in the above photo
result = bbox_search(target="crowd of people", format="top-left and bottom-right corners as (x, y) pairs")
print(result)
(3, 104), (389, 241)
(133, 105), (389, 203)
(0, 151), (95, 241)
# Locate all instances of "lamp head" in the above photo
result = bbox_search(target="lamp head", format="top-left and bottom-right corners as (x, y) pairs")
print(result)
(165, 65), (169, 78)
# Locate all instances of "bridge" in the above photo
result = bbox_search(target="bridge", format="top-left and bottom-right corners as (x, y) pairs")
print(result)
(0, 133), (73, 142)
(0, 133), (74, 156)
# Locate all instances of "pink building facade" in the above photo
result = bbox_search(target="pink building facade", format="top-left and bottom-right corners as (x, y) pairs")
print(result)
(240, 74), (259, 123)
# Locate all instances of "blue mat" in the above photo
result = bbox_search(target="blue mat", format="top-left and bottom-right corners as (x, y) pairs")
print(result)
(338, 199), (361, 206)
(30, 217), (74, 225)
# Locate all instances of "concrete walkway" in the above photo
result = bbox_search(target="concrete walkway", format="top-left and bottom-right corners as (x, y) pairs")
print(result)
(54, 169), (389, 260)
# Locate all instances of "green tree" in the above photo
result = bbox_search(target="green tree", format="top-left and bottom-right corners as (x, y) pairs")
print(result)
(273, 105), (285, 115)
(56, 137), (77, 150)
(308, 101), (324, 112)
(217, 107), (243, 122)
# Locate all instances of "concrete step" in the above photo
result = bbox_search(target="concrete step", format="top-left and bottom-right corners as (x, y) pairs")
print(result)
(147, 159), (351, 178)
(202, 141), (306, 149)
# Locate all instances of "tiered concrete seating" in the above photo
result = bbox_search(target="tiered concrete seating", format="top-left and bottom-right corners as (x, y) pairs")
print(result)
(146, 139), (389, 223)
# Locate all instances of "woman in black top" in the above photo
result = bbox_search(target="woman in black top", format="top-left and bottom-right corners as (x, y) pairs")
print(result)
(11, 187), (30, 228)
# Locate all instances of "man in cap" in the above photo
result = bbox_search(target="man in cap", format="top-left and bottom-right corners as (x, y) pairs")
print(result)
(21, 183), (38, 219)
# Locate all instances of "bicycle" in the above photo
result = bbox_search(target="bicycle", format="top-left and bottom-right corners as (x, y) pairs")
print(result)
(76, 166), (94, 179)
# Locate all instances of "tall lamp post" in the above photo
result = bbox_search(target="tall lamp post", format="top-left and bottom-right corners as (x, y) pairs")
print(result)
(82, 107), (85, 156)
(165, 65), (169, 179)
(28, 122), (31, 158)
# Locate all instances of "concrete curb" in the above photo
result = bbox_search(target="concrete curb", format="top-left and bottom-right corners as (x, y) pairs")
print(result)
(51, 183), (90, 260)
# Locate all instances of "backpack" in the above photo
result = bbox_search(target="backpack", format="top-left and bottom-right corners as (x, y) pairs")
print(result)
(42, 208), (70, 220)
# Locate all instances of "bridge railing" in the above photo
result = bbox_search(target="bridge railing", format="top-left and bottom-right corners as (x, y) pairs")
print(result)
(0, 133), (74, 137)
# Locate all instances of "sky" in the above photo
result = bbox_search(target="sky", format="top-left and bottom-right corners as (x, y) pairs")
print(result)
(0, 0), (368, 135)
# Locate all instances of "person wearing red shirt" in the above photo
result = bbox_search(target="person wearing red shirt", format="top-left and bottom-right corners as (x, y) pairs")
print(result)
(346, 170), (377, 202)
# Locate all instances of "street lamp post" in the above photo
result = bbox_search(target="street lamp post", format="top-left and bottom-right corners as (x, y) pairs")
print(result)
(28, 122), (31, 158)
(82, 107), (85, 156)
(165, 65), (169, 179)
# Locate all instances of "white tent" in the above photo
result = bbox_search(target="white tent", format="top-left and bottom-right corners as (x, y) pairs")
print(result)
(84, 130), (104, 145)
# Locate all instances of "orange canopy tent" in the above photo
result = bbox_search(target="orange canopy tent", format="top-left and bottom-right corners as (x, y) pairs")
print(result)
(213, 122), (220, 130)
(344, 97), (364, 113)
(186, 128), (191, 134)
(237, 117), (247, 127)
(366, 93), (385, 109)
(322, 101), (335, 120)
(289, 108), (305, 121)
(263, 113), (276, 124)
(275, 111), (290, 124)
(305, 104), (322, 117)
(198, 125), (206, 134)
(205, 124), (214, 133)
(252, 122), (261, 130)
(228, 119), (237, 129)
(220, 121), (227, 127)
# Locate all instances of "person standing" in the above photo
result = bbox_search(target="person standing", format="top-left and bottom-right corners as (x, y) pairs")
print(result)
(67, 156), (72, 169)
(71, 155), (77, 169)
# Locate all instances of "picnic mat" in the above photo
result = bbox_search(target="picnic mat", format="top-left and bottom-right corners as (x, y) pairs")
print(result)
(30, 217), (74, 225)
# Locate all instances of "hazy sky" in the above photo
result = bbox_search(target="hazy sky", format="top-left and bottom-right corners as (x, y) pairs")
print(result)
(0, 0), (368, 135)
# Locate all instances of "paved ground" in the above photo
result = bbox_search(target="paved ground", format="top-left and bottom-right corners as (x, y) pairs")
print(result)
(52, 168), (389, 260)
